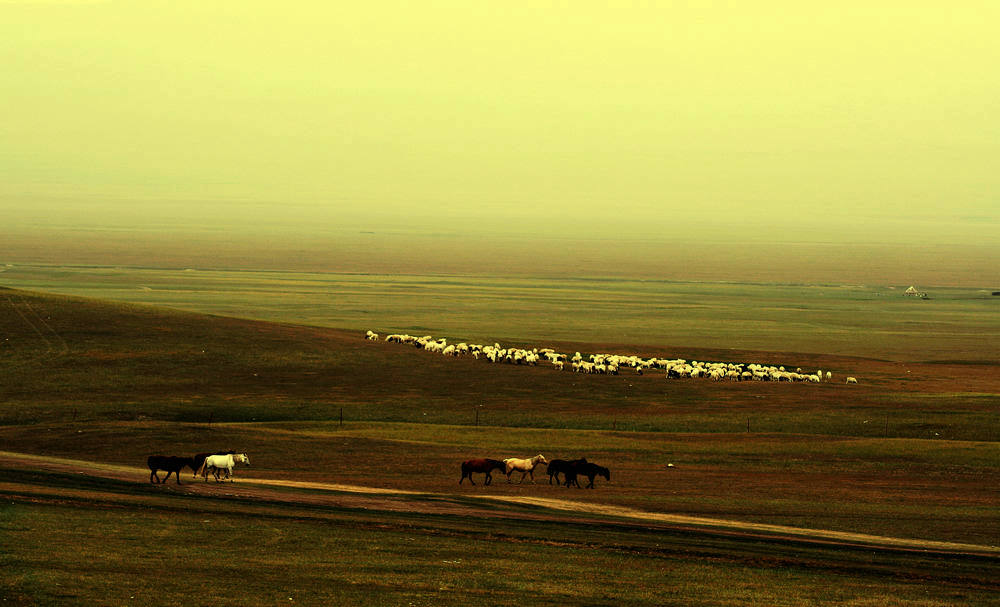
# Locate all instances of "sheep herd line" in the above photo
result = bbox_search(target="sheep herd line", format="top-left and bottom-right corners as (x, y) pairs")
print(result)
(367, 330), (859, 384)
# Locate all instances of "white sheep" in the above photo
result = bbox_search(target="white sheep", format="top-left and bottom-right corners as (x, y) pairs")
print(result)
(379, 329), (856, 390)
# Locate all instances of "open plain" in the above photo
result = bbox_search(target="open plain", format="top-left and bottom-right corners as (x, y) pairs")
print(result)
(5, 1), (1000, 604)
(1, 269), (998, 605)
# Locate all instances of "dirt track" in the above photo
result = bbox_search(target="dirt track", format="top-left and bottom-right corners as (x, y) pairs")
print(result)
(3, 450), (997, 558)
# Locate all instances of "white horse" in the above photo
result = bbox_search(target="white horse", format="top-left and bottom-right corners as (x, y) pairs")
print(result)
(202, 453), (250, 482)
(503, 454), (548, 484)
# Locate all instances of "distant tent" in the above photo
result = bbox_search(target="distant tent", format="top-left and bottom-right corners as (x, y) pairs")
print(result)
(904, 286), (919, 296)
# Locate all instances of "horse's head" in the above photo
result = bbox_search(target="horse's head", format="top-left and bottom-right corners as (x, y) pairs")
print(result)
(239, 453), (250, 465)
(537, 454), (548, 464)
(601, 467), (611, 481)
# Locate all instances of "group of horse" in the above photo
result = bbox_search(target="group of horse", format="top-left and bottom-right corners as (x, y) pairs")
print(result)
(149, 449), (609, 490)
(147, 451), (250, 485)
(460, 454), (611, 488)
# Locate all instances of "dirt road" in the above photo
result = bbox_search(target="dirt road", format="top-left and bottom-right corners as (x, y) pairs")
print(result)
(2, 450), (996, 558)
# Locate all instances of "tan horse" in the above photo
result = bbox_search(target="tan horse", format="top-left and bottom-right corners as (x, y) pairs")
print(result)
(503, 454), (548, 484)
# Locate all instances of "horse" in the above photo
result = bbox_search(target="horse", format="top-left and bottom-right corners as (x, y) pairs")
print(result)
(459, 458), (506, 486)
(147, 455), (197, 485)
(193, 450), (236, 478)
(201, 453), (250, 482)
(564, 461), (611, 489)
(545, 458), (587, 485)
(503, 454), (548, 484)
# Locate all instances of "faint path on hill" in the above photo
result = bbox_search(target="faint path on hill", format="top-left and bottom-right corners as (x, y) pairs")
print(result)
(1, 450), (997, 558)
(17, 295), (70, 355)
(2, 294), (70, 368)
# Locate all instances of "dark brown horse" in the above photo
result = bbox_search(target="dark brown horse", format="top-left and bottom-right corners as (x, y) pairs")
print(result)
(546, 458), (587, 485)
(564, 461), (611, 489)
(460, 458), (506, 486)
(148, 455), (197, 485)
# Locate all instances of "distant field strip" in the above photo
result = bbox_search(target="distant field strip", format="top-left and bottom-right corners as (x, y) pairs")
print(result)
(3, 264), (999, 361)
(2, 450), (996, 557)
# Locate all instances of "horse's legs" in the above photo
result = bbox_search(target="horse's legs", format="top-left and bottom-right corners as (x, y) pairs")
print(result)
(150, 469), (159, 484)
(484, 472), (492, 486)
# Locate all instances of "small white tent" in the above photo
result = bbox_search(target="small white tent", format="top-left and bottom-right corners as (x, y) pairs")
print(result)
(904, 286), (919, 296)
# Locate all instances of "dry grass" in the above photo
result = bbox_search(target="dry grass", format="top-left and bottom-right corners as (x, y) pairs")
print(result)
(0, 286), (998, 605)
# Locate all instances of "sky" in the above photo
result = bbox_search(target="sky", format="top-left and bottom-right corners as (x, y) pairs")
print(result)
(2, 1), (999, 257)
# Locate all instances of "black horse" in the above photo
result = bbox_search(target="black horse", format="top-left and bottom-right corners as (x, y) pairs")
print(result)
(545, 458), (587, 485)
(148, 455), (197, 485)
(460, 458), (506, 486)
(564, 461), (611, 489)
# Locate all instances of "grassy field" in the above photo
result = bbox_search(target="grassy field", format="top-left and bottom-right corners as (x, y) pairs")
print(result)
(2, 263), (999, 362)
(3, 472), (996, 607)
(1, 283), (998, 605)
(4, 471), (996, 607)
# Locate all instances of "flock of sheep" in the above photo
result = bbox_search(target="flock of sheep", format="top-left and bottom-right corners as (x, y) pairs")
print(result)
(366, 331), (859, 384)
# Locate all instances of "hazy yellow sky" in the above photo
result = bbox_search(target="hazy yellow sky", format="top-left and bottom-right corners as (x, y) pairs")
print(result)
(2, 1), (999, 246)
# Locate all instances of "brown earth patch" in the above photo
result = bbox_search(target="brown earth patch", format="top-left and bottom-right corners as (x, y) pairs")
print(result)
(2, 450), (996, 558)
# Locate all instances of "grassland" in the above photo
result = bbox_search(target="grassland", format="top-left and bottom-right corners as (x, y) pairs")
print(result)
(1, 281), (998, 605)
(3, 263), (999, 362)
